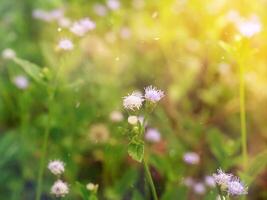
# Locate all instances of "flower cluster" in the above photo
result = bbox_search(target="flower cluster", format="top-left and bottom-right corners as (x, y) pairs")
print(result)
(123, 86), (164, 111)
(183, 175), (215, 195)
(48, 160), (69, 197)
(213, 169), (247, 196)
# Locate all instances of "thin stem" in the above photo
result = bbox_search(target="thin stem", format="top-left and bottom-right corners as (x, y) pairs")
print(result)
(239, 60), (248, 169)
(216, 184), (224, 200)
(143, 158), (158, 200)
(35, 94), (53, 200)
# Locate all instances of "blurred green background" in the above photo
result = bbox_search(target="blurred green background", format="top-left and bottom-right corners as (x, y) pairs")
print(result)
(0, 0), (267, 199)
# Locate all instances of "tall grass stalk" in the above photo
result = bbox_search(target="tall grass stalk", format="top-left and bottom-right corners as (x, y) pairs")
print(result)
(239, 57), (248, 170)
(143, 157), (158, 200)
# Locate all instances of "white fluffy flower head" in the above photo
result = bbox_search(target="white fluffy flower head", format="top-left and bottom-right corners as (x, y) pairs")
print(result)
(213, 169), (232, 189)
(128, 115), (138, 125)
(123, 91), (144, 110)
(48, 160), (65, 175)
(58, 39), (73, 51)
(2, 48), (16, 59)
(50, 180), (69, 197)
(227, 178), (247, 196)
(144, 86), (164, 103)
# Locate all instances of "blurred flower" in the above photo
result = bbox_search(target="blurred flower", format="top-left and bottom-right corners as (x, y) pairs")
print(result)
(205, 175), (216, 187)
(13, 75), (29, 90)
(193, 182), (206, 195)
(144, 86), (164, 103)
(50, 180), (69, 197)
(86, 182), (99, 192)
(93, 4), (107, 16)
(70, 18), (96, 37)
(32, 9), (64, 22)
(58, 39), (73, 51)
(183, 152), (200, 165)
(48, 160), (65, 176)
(213, 169), (232, 190)
(120, 27), (131, 39)
(237, 15), (262, 38)
(123, 91), (144, 110)
(109, 110), (123, 122)
(107, 0), (120, 10)
(89, 124), (110, 143)
(58, 17), (71, 28)
(145, 128), (161, 143)
(227, 178), (247, 196)
(128, 115), (138, 125)
(2, 48), (16, 59)
(183, 177), (194, 187)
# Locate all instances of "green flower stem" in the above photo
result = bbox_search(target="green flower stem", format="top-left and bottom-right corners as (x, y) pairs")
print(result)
(216, 184), (224, 200)
(143, 157), (158, 200)
(239, 54), (248, 170)
(35, 93), (54, 200)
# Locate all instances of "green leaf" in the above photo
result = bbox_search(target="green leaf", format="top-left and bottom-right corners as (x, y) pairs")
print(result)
(128, 141), (144, 162)
(242, 149), (267, 185)
(13, 57), (45, 84)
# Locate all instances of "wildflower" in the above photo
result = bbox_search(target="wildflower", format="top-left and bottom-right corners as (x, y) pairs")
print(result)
(2, 48), (16, 59)
(86, 182), (99, 192)
(109, 110), (123, 122)
(89, 124), (110, 143)
(227, 178), (247, 196)
(32, 9), (64, 22)
(93, 4), (107, 16)
(50, 180), (69, 197)
(123, 91), (144, 110)
(58, 17), (71, 28)
(204, 175), (216, 187)
(128, 115), (138, 125)
(145, 128), (161, 143)
(144, 86), (164, 103)
(183, 177), (194, 187)
(13, 75), (29, 90)
(213, 169), (232, 190)
(107, 0), (120, 10)
(183, 152), (200, 165)
(58, 39), (73, 51)
(70, 18), (96, 37)
(193, 182), (206, 195)
(237, 15), (262, 38)
(48, 160), (65, 176)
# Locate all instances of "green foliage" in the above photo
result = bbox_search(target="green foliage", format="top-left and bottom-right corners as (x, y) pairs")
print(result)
(128, 140), (144, 163)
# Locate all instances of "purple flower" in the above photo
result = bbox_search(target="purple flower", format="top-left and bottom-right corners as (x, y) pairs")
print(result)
(213, 169), (232, 189)
(13, 75), (29, 90)
(183, 152), (200, 165)
(227, 178), (247, 196)
(193, 182), (206, 195)
(145, 128), (161, 143)
(144, 86), (164, 103)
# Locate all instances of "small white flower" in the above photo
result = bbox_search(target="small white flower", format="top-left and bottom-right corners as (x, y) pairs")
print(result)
(123, 91), (144, 110)
(204, 175), (216, 188)
(128, 115), (138, 125)
(50, 180), (69, 197)
(58, 17), (71, 28)
(227, 178), (247, 196)
(237, 16), (262, 38)
(2, 48), (16, 59)
(145, 128), (161, 143)
(213, 169), (232, 189)
(107, 0), (120, 10)
(86, 182), (98, 191)
(144, 86), (164, 103)
(183, 152), (200, 165)
(58, 39), (73, 50)
(109, 110), (123, 122)
(193, 182), (206, 195)
(48, 160), (65, 176)
(13, 75), (29, 90)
